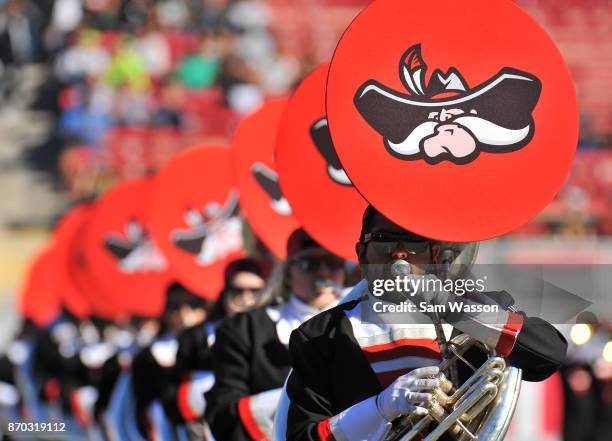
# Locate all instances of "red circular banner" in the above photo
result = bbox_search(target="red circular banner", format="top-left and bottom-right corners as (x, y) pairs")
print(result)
(232, 99), (299, 258)
(80, 178), (172, 319)
(18, 246), (62, 327)
(150, 145), (245, 299)
(276, 64), (367, 261)
(327, 0), (578, 241)
(54, 203), (95, 320)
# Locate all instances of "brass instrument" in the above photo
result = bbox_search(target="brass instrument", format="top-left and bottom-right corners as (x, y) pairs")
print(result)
(386, 245), (521, 441)
(273, 244), (521, 441)
(384, 334), (522, 441)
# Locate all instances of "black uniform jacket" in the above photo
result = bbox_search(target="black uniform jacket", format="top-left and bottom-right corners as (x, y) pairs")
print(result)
(281, 291), (568, 441)
(205, 306), (292, 441)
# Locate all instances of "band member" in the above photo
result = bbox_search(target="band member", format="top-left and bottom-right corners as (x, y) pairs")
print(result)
(131, 282), (212, 436)
(205, 229), (346, 441)
(278, 206), (568, 441)
(207, 258), (268, 324)
(34, 314), (100, 419)
(0, 353), (19, 421)
(158, 258), (267, 427)
(93, 315), (159, 424)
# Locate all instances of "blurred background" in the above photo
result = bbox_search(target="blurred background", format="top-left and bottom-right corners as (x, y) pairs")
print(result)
(0, 0), (610, 440)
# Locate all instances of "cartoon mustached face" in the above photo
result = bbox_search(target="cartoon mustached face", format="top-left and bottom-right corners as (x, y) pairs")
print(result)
(104, 220), (167, 273)
(251, 162), (292, 216)
(171, 190), (243, 265)
(354, 44), (541, 165)
(310, 118), (351, 186)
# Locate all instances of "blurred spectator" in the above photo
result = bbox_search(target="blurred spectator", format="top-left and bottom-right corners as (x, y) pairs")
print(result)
(191, 0), (232, 31)
(58, 83), (113, 147)
(120, 0), (150, 32)
(260, 37), (300, 94)
(105, 36), (150, 90)
(226, 0), (271, 34)
(151, 79), (186, 128)
(54, 30), (110, 83)
(112, 83), (151, 126)
(84, 0), (122, 30)
(133, 17), (171, 79)
(0, 0), (46, 66)
(155, 0), (190, 30)
(218, 42), (263, 113)
(175, 31), (226, 89)
(51, 0), (83, 33)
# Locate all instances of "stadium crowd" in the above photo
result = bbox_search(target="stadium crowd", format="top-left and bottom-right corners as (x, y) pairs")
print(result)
(1, 0), (304, 188)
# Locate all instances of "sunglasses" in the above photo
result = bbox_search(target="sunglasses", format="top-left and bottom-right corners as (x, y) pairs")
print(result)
(292, 255), (345, 273)
(362, 232), (432, 258)
(227, 286), (263, 296)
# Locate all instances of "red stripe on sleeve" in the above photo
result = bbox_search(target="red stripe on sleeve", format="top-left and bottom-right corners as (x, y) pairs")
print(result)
(177, 380), (197, 422)
(363, 346), (442, 364)
(362, 338), (440, 355)
(238, 396), (268, 441)
(316, 418), (337, 441)
(495, 312), (524, 356)
(70, 390), (88, 426)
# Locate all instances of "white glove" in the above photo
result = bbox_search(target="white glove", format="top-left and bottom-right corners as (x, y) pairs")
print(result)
(376, 366), (440, 422)
(319, 367), (443, 441)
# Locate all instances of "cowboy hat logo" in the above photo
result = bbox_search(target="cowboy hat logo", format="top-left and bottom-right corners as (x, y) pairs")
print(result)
(251, 162), (293, 216)
(354, 44), (541, 165)
(104, 220), (167, 273)
(310, 118), (351, 186)
(171, 190), (243, 265)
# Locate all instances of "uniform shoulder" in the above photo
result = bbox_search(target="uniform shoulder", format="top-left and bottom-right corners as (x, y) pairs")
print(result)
(296, 299), (362, 340)
(178, 323), (206, 344)
(216, 304), (276, 336)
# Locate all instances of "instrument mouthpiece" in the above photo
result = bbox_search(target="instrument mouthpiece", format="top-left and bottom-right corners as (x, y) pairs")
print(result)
(391, 259), (411, 277)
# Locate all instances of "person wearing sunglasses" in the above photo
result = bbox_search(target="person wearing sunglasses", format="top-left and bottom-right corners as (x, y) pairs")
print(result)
(139, 258), (267, 439)
(275, 205), (567, 441)
(210, 258), (268, 321)
(205, 229), (346, 441)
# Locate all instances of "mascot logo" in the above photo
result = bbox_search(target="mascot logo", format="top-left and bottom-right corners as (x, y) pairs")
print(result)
(354, 44), (541, 165)
(310, 118), (351, 186)
(104, 220), (167, 273)
(251, 162), (293, 216)
(171, 190), (243, 265)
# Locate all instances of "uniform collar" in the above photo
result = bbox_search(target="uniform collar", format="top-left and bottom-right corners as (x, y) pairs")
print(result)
(287, 294), (337, 321)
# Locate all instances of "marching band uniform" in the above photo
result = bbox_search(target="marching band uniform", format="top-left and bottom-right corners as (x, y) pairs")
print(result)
(207, 226), (345, 441)
(156, 258), (269, 434)
(159, 322), (216, 424)
(34, 318), (90, 414)
(132, 334), (182, 434)
(0, 355), (19, 412)
(36, 318), (137, 428)
(131, 282), (213, 435)
(206, 294), (332, 441)
(279, 277), (568, 441)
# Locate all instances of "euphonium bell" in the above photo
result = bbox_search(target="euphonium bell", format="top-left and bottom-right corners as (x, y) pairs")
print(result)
(384, 334), (522, 441)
